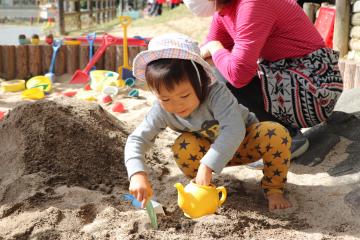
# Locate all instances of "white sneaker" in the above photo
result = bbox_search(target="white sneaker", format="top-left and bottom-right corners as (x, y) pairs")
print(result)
(246, 159), (264, 170)
(290, 132), (309, 159)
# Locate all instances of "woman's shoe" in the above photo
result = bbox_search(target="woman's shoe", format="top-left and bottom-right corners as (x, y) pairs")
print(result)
(246, 159), (264, 170)
(290, 131), (309, 159)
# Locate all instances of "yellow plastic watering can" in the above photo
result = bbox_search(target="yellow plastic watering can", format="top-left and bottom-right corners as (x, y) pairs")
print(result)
(174, 181), (227, 219)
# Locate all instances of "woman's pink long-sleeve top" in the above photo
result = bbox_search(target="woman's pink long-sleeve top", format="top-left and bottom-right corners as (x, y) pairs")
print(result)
(208, 0), (325, 88)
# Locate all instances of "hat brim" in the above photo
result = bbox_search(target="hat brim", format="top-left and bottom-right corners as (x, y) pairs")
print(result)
(133, 48), (217, 84)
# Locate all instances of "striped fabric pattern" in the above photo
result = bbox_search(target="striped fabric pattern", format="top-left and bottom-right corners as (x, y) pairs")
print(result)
(258, 48), (343, 128)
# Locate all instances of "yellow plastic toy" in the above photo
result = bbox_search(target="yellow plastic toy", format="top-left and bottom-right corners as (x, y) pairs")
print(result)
(31, 35), (40, 45)
(118, 16), (133, 80)
(21, 88), (45, 100)
(174, 181), (227, 219)
(1, 80), (25, 92)
(26, 76), (52, 93)
(64, 39), (81, 45)
(89, 70), (120, 92)
(76, 90), (98, 102)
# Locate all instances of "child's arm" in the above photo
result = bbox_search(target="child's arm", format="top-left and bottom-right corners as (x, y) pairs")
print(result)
(196, 163), (213, 186)
(125, 103), (166, 177)
(125, 103), (167, 204)
(199, 82), (251, 175)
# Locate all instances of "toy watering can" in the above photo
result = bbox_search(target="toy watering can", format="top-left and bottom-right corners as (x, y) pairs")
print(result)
(174, 181), (227, 219)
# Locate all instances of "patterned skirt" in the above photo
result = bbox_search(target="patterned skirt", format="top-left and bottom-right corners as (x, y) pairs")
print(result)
(257, 48), (343, 129)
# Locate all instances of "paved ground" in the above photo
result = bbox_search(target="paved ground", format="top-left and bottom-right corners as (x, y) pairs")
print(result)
(0, 25), (41, 45)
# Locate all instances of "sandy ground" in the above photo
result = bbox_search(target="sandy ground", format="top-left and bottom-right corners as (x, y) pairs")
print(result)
(0, 72), (360, 240)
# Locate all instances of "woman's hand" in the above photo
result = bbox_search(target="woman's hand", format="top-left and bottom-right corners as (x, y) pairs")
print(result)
(200, 45), (212, 59)
(204, 57), (215, 66)
(129, 172), (153, 208)
(200, 41), (224, 59)
(195, 163), (213, 186)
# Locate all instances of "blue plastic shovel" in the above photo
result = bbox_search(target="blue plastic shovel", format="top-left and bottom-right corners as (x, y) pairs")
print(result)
(86, 32), (96, 71)
(123, 194), (158, 229)
(45, 39), (62, 83)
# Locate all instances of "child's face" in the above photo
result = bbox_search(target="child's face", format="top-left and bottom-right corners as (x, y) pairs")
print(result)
(155, 79), (200, 118)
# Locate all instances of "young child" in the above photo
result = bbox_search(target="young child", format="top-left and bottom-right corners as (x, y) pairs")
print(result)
(125, 33), (292, 210)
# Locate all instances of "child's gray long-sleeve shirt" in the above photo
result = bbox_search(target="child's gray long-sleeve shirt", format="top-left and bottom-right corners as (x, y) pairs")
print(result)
(125, 81), (258, 178)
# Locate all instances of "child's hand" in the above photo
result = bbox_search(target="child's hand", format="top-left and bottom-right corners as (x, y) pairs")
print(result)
(195, 163), (213, 186)
(129, 172), (153, 208)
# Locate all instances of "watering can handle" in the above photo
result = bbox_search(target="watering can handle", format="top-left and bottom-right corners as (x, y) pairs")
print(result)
(216, 186), (227, 206)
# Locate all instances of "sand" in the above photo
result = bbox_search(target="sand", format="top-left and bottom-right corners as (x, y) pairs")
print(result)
(1, 11), (360, 237)
(0, 74), (360, 240)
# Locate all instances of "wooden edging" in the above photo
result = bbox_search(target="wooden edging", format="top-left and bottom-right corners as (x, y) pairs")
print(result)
(1, 44), (357, 90)
(0, 44), (147, 80)
(339, 59), (360, 89)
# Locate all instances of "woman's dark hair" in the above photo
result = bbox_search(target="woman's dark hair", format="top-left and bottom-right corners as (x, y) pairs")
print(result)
(145, 58), (211, 103)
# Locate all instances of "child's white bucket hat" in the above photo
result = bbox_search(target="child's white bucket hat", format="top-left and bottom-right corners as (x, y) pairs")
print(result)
(133, 33), (216, 84)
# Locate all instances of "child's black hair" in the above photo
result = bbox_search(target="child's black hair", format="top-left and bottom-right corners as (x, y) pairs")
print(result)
(145, 58), (211, 103)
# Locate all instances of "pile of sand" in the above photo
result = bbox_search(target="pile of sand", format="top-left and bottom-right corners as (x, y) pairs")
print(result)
(0, 98), (168, 239)
(0, 98), (129, 191)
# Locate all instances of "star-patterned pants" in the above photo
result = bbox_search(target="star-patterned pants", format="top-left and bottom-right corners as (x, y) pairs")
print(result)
(171, 121), (291, 195)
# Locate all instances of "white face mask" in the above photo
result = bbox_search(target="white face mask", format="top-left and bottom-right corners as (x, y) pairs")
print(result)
(183, 0), (216, 17)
